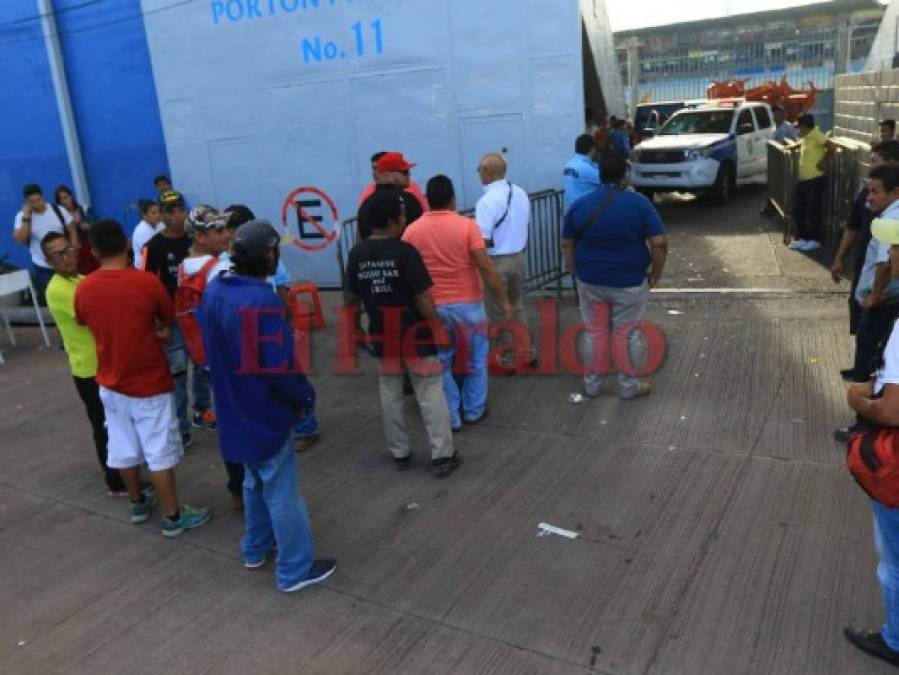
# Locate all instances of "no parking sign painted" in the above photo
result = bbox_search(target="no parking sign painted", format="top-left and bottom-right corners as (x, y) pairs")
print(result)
(281, 186), (340, 252)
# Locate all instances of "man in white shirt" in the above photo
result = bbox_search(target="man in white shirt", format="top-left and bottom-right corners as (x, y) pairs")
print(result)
(13, 183), (77, 305)
(474, 153), (534, 372)
(131, 199), (164, 268)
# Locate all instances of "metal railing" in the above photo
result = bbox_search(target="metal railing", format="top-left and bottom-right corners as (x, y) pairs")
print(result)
(337, 189), (566, 295)
(766, 136), (869, 248)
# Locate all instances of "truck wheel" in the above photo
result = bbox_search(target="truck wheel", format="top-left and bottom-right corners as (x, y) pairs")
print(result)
(637, 188), (655, 202)
(711, 164), (735, 205)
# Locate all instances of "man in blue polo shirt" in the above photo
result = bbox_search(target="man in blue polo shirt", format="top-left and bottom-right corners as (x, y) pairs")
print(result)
(563, 134), (601, 212)
(561, 151), (668, 400)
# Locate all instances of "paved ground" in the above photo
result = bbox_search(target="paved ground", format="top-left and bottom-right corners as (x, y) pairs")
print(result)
(1, 185), (894, 674)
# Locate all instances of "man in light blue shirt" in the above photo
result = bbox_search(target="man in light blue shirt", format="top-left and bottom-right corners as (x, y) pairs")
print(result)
(563, 134), (600, 212)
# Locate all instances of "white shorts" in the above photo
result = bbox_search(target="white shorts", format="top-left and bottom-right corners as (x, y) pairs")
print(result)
(98, 387), (184, 472)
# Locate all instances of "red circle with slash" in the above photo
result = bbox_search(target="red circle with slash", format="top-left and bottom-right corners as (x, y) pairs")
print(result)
(281, 186), (339, 252)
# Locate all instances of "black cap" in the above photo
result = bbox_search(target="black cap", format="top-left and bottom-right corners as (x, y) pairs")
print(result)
(159, 190), (185, 210)
(233, 219), (279, 263)
(225, 204), (255, 229)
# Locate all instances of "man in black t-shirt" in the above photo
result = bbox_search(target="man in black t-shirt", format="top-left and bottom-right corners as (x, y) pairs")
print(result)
(141, 191), (214, 445)
(345, 190), (460, 477)
(142, 191), (192, 296)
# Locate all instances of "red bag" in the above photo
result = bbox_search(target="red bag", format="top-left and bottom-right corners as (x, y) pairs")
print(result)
(175, 257), (219, 367)
(847, 428), (899, 507)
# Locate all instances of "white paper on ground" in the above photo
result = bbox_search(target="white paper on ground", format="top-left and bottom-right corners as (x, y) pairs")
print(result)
(537, 523), (579, 539)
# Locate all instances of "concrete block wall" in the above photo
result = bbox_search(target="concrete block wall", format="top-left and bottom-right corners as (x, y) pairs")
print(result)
(835, 69), (899, 144)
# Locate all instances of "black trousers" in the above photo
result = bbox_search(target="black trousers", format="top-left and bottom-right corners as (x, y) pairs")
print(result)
(72, 376), (125, 491)
(792, 176), (827, 243)
(225, 461), (244, 496)
(853, 303), (899, 382)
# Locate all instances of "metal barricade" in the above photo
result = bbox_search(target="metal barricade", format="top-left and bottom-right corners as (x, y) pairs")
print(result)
(336, 189), (566, 295)
(766, 140), (797, 232)
(824, 138), (869, 247)
(766, 136), (869, 248)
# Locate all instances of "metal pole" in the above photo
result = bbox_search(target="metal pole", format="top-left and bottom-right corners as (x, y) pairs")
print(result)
(38, 0), (91, 208)
(627, 38), (640, 119)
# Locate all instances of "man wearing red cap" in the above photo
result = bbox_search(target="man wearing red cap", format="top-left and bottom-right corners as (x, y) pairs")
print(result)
(358, 152), (425, 239)
(359, 151), (429, 211)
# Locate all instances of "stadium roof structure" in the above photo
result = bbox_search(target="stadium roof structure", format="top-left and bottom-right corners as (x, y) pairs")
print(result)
(614, 0), (885, 38)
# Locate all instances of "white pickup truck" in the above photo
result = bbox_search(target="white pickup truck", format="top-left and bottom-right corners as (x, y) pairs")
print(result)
(629, 100), (775, 204)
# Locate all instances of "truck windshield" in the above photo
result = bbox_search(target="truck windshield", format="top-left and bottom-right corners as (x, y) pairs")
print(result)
(658, 110), (733, 135)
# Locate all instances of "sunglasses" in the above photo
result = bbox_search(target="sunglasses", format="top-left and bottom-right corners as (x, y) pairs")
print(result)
(47, 245), (75, 260)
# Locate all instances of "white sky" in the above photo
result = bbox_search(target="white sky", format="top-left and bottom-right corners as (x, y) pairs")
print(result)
(607, 0), (888, 32)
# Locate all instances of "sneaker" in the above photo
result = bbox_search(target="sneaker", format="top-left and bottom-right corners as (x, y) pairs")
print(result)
(802, 240), (822, 251)
(394, 455), (411, 472)
(244, 555), (268, 570)
(192, 409), (217, 430)
(245, 545), (277, 569)
(295, 434), (320, 453)
(622, 382), (652, 400)
(788, 239), (808, 250)
(130, 494), (158, 524)
(281, 558), (337, 593)
(834, 426), (858, 443)
(108, 480), (155, 499)
(432, 452), (463, 478)
(161, 504), (212, 538)
(844, 627), (899, 667)
(463, 408), (489, 426)
(182, 432), (194, 449)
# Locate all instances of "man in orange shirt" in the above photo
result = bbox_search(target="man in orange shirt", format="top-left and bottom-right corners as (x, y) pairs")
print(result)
(402, 175), (511, 431)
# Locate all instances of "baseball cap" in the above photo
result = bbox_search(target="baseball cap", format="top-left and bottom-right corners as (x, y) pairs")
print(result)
(224, 204), (255, 229)
(159, 190), (186, 209)
(186, 205), (229, 234)
(376, 152), (416, 173)
(872, 217), (899, 245)
(233, 219), (280, 261)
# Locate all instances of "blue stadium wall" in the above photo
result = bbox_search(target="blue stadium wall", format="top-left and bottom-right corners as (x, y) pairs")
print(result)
(0, 0), (168, 270)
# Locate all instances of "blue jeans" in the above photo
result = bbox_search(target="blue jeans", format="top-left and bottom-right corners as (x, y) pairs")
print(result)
(294, 411), (319, 439)
(436, 302), (489, 428)
(873, 500), (899, 650)
(243, 437), (315, 591)
(165, 325), (212, 433)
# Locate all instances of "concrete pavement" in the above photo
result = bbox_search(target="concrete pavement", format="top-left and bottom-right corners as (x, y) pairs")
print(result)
(0, 185), (893, 674)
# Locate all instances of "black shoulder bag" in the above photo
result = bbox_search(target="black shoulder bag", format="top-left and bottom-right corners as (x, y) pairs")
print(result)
(485, 181), (513, 249)
(572, 187), (621, 245)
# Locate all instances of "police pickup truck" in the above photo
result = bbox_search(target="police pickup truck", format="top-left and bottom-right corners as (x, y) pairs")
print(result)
(629, 100), (775, 204)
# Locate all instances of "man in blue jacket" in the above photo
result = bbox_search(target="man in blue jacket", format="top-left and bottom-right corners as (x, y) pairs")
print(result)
(199, 219), (336, 593)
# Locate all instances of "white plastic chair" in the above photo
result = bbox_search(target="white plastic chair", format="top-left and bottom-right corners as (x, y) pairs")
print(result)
(0, 270), (51, 364)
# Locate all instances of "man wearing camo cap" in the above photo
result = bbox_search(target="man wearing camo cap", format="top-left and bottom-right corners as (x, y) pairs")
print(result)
(179, 205), (242, 506)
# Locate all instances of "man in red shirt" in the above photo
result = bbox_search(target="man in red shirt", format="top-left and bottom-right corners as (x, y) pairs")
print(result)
(358, 151), (429, 213)
(75, 219), (211, 538)
(402, 175), (511, 431)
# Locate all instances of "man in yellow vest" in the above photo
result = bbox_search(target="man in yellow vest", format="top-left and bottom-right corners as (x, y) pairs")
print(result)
(789, 114), (834, 252)
(42, 231), (142, 497)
